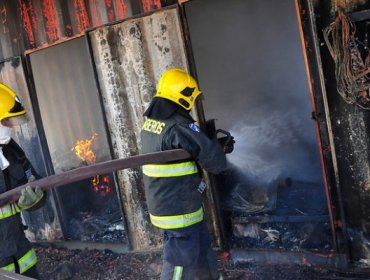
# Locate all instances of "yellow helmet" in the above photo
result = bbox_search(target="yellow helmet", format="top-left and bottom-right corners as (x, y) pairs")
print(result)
(155, 68), (202, 110)
(0, 83), (26, 121)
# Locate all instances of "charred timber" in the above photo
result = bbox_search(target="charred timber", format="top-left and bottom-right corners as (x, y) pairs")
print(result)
(230, 249), (348, 270)
(233, 215), (330, 224)
(0, 149), (191, 207)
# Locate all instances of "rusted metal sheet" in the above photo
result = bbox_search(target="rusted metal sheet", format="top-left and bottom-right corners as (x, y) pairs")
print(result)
(0, 0), (134, 60)
(140, 0), (161, 13)
(298, 0), (370, 264)
(0, 57), (63, 242)
(0, 1), (24, 60)
(88, 7), (188, 250)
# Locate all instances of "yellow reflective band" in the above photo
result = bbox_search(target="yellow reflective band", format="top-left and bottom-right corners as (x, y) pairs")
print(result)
(19, 248), (37, 274)
(150, 207), (203, 229)
(1, 262), (15, 272)
(173, 266), (183, 280)
(143, 161), (198, 177)
(0, 203), (21, 219)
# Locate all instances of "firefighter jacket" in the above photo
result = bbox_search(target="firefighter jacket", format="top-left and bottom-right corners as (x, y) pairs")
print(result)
(141, 110), (227, 230)
(0, 139), (39, 272)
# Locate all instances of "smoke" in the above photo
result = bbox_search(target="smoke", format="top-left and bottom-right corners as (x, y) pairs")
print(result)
(186, 0), (324, 188)
(227, 110), (323, 185)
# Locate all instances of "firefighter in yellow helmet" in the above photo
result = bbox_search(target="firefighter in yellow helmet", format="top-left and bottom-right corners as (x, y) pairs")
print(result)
(141, 69), (234, 280)
(0, 83), (44, 279)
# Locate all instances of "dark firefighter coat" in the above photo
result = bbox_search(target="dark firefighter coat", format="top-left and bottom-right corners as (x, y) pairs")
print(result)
(0, 139), (39, 273)
(141, 108), (227, 230)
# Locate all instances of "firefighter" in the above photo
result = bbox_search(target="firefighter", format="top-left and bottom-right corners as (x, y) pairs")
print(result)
(0, 83), (44, 279)
(141, 68), (233, 280)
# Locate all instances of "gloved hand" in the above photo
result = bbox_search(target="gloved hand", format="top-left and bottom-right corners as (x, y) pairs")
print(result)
(218, 135), (235, 154)
(216, 129), (235, 154)
(17, 185), (44, 210)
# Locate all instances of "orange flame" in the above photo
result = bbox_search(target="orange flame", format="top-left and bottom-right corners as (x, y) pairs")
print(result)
(72, 133), (111, 196)
(91, 175), (112, 196)
(72, 133), (98, 164)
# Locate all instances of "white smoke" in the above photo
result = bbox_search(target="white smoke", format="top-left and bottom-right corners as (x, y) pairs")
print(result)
(227, 111), (323, 184)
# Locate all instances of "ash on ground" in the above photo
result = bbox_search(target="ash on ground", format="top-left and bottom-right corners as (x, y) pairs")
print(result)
(34, 245), (355, 280)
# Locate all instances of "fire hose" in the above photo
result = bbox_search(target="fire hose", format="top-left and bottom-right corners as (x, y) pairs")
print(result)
(0, 149), (191, 207)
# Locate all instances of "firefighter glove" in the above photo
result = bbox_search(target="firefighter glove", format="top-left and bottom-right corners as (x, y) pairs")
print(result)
(17, 185), (44, 210)
(218, 135), (235, 154)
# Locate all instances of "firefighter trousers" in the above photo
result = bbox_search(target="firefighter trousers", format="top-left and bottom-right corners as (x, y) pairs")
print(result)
(160, 220), (220, 280)
(0, 213), (38, 277)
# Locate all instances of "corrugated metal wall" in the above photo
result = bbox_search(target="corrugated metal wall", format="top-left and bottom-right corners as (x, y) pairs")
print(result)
(88, 6), (189, 250)
(0, 0), (168, 61)
(0, 1), (192, 251)
(141, 0), (162, 12)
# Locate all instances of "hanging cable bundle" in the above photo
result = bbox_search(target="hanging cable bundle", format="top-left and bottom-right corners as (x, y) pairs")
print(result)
(323, 11), (370, 109)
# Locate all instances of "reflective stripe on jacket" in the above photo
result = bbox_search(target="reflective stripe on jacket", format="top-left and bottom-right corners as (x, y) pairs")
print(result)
(0, 203), (20, 220)
(0, 248), (37, 274)
(0, 139), (40, 261)
(0, 262), (15, 272)
(19, 248), (37, 274)
(141, 110), (226, 229)
(150, 207), (204, 229)
(142, 161), (198, 177)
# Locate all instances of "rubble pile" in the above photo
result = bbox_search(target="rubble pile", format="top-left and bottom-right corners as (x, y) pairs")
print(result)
(34, 245), (347, 280)
(35, 245), (162, 280)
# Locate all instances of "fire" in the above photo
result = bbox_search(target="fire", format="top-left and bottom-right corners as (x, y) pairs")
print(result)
(72, 133), (111, 196)
(91, 175), (111, 196)
(72, 133), (98, 164)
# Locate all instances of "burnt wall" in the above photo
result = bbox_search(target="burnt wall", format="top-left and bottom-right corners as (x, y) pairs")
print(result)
(300, 0), (370, 263)
(88, 7), (190, 250)
(0, 1), (198, 250)
(0, 0), (172, 61)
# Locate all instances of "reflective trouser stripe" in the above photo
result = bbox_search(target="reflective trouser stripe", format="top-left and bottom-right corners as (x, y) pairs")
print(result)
(1, 263), (15, 272)
(19, 248), (37, 274)
(143, 161), (198, 177)
(172, 266), (183, 280)
(150, 207), (203, 229)
(0, 203), (20, 219)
